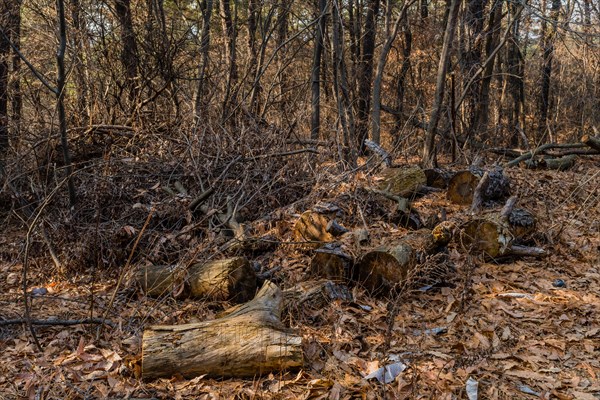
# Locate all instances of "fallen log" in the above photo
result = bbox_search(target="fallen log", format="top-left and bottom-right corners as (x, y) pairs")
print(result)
(353, 225), (452, 295)
(142, 281), (303, 379)
(582, 134), (600, 152)
(137, 257), (257, 303)
(424, 168), (454, 189)
(136, 264), (186, 298)
(284, 280), (352, 313)
(457, 208), (542, 259)
(376, 165), (427, 198)
(524, 154), (576, 171)
(310, 244), (354, 281)
(447, 167), (510, 206)
(187, 257), (257, 303)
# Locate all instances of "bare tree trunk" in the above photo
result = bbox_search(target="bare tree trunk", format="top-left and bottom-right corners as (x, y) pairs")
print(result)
(275, 0), (290, 115)
(310, 0), (327, 140)
(356, 0), (380, 153)
(393, 12), (412, 140)
(537, 0), (560, 141)
(70, 0), (88, 124)
(372, 1), (412, 144)
(0, 6), (10, 160)
(331, 0), (355, 160)
(474, 0), (503, 135)
(115, 0), (139, 104)
(9, 0), (22, 141)
(460, 0), (488, 138)
(194, 0), (213, 121)
(247, 0), (259, 113)
(57, 0), (76, 206)
(422, 0), (460, 168)
(220, 0), (238, 120)
(505, 0), (524, 147)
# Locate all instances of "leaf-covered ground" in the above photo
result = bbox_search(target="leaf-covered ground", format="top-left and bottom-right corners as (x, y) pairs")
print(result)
(1, 161), (598, 399)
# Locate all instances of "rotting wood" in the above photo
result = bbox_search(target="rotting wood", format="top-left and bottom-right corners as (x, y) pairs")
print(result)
(142, 281), (303, 379)
(283, 280), (352, 313)
(424, 168), (454, 189)
(137, 257), (256, 303)
(582, 134), (600, 152)
(525, 154), (576, 171)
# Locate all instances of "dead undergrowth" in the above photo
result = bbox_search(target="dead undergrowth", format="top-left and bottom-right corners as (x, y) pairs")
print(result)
(0, 139), (599, 399)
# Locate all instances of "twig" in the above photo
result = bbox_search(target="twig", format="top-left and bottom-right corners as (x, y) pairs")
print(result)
(97, 207), (154, 339)
(0, 318), (115, 327)
(241, 148), (318, 161)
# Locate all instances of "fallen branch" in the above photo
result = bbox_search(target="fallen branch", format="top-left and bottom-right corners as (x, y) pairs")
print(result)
(506, 143), (586, 167)
(0, 318), (115, 327)
(582, 134), (600, 152)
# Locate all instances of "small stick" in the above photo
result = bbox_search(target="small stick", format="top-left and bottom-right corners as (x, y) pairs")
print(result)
(0, 318), (115, 327)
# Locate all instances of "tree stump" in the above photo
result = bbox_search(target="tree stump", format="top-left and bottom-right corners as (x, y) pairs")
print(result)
(142, 281), (303, 379)
(284, 280), (352, 313)
(187, 257), (257, 303)
(376, 166), (427, 198)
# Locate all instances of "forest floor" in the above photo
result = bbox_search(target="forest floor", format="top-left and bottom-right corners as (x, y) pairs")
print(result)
(0, 157), (599, 399)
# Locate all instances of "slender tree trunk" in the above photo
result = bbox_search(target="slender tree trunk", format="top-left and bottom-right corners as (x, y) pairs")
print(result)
(331, 0), (355, 159)
(220, 0), (238, 119)
(115, 0), (139, 104)
(423, 0), (460, 167)
(372, 1), (412, 144)
(393, 14), (412, 139)
(9, 0), (22, 141)
(57, 0), (76, 206)
(506, 0), (524, 146)
(310, 0), (327, 140)
(70, 0), (88, 123)
(194, 0), (213, 121)
(0, 10), (9, 160)
(356, 0), (380, 153)
(474, 0), (503, 135)
(537, 0), (560, 141)
(275, 0), (290, 115)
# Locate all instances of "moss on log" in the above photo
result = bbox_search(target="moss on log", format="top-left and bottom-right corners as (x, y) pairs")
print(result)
(376, 166), (427, 198)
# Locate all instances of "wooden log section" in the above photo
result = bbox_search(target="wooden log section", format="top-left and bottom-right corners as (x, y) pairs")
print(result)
(525, 154), (576, 171)
(376, 166), (427, 198)
(284, 280), (352, 313)
(457, 214), (543, 259)
(142, 281), (303, 379)
(582, 134), (600, 152)
(310, 244), (353, 281)
(188, 257), (257, 302)
(424, 168), (454, 189)
(293, 211), (334, 246)
(137, 264), (187, 298)
(353, 228), (450, 294)
(137, 257), (257, 303)
(447, 167), (510, 205)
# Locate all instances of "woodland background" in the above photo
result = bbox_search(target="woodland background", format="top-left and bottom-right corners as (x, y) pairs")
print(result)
(0, 0), (599, 398)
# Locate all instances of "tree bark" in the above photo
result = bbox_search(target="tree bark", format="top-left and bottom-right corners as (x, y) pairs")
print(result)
(142, 281), (303, 379)
(422, 0), (460, 167)
(537, 0), (560, 141)
(115, 0), (139, 103)
(310, 0), (327, 140)
(356, 0), (380, 152)
(193, 0), (213, 120)
(0, 3), (10, 160)
(220, 0), (238, 119)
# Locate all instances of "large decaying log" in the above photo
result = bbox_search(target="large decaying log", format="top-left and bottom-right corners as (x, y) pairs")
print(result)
(353, 226), (452, 294)
(447, 167), (510, 205)
(376, 166), (427, 198)
(525, 154), (576, 171)
(142, 281), (303, 379)
(187, 257), (257, 302)
(424, 168), (454, 189)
